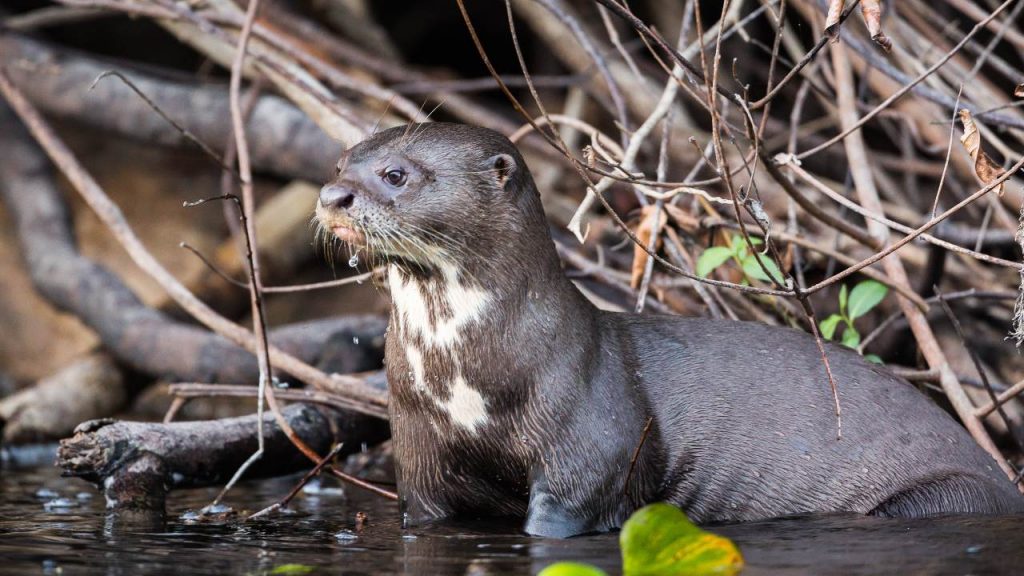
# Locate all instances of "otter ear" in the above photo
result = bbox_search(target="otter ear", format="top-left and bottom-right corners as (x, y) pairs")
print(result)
(486, 153), (517, 188)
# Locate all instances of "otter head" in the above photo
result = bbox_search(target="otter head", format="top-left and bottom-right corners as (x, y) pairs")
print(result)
(316, 123), (542, 278)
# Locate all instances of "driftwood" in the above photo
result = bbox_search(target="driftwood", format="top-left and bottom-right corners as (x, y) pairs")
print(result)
(0, 354), (125, 443)
(0, 32), (340, 181)
(58, 402), (389, 514)
(0, 100), (385, 386)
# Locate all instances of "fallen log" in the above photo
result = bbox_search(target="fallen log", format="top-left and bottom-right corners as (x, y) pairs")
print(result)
(0, 32), (341, 181)
(0, 354), (126, 444)
(58, 402), (389, 514)
(0, 100), (384, 385)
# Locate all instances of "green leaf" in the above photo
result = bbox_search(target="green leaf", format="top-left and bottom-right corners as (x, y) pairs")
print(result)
(760, 258), (783, 284)
(839, 284), (849, 314)
(538, 562), (609, 576)
(269, 565), (316, 575)
(819, 314), (843, 340)
(696, 246), (734, 278)
(621, 503), (744, 576)
(841, 327), (861, 349)
(865, 354), (884, 364)
(741, 255), (783, 284)
(847, 280), (888, 320)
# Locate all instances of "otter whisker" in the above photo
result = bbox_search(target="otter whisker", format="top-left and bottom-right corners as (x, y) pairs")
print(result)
(411, 223), (487, 265)
(386, 226), (433, 277)
(404, 105), (445, 151)
(399, 119), (421, 148)
(371, 97), (395, 137)
(398, 224), (486, 286)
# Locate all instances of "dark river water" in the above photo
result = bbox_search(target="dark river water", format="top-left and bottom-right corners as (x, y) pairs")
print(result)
(1, 457), (1022, 575)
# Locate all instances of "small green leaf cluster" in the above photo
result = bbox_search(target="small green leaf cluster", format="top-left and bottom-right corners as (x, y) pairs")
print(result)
(538, 503), (743, 576)
(696, 234), (783, 284)
(819, 280), (888, 363)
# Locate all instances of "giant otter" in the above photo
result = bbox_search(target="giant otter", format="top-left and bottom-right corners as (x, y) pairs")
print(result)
(315, 123), (1023, 538)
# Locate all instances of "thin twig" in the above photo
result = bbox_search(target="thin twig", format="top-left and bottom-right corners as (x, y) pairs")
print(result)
(621, 416), (654, 496)
(247, 443), (345, 520)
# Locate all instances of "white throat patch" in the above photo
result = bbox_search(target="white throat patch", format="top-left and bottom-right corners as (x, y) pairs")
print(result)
(389, 264), (493, 434)
(388, 263), (491, 348)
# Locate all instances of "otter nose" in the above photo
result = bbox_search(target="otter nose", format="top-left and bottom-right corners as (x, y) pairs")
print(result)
(319, 184), (355, 210)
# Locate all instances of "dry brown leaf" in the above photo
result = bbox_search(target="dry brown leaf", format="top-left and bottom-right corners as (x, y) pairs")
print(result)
(824, 0), (845, 41)
(861, 0), (892, 52)
(1016, 83), (1024, 97)
(662, 204), (699, 235)
(958, 109), (1006, 196)
(631, 205), (668, 289)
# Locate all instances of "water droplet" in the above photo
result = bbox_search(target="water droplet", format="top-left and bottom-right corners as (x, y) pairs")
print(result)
(348, 253), (360, 268)
(34, 488), (59, 499)
(43, 498), (76, 510)
(302, 478), (344, 496)
(335, 529), (359, 542)
(201, 503), (232, 515)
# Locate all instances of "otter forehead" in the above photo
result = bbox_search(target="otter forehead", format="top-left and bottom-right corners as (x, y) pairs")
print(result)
(348, 123), (519, 166)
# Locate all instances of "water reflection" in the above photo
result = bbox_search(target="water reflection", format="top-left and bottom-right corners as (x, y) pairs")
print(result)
(2, 464), (1023, 575)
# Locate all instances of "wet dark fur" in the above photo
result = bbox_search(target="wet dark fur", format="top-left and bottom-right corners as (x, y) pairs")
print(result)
(318, 123), (1024, 538)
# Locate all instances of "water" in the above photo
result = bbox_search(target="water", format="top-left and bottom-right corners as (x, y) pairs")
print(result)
(1, 463), (1022, 575)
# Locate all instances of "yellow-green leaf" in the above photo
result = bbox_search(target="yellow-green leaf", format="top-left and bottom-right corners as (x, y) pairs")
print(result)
(537, 562), (609, 576)
(697, 246), (734, 278)
(741, 255), (783, 284)
(841, 326), (861, 349)
(269, 565), (316, 575)
(847, 280), (888, 320)
(621, 503), (744, 576)
(819, 314), (843, 340)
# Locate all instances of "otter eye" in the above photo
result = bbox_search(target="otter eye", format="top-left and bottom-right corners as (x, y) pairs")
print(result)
(383, 168), (407, 187)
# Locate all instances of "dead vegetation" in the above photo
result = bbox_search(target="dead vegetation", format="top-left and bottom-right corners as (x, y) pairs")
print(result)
(1, 0), (1024, 510)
